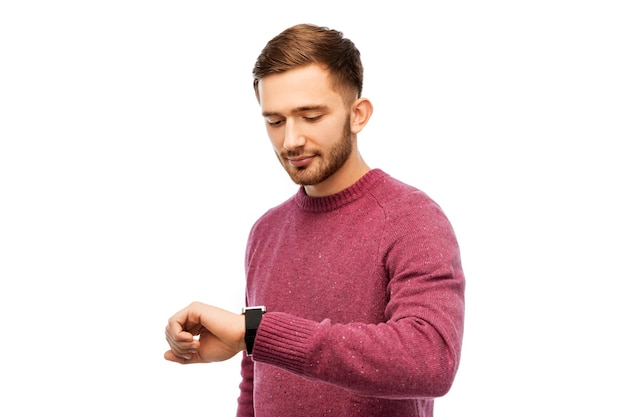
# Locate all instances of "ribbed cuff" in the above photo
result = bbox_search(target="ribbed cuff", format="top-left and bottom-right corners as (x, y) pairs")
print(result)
(252, 312), (320, 374)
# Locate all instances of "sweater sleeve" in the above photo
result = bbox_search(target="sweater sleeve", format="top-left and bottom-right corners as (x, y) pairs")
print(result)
(250, 199), (465, 399)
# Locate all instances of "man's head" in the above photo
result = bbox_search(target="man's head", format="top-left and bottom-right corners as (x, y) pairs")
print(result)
(253, 24), (363, 107)
(253, 24), (372, 197)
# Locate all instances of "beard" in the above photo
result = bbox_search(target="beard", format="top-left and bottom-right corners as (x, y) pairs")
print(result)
(278, 116), (353, 186)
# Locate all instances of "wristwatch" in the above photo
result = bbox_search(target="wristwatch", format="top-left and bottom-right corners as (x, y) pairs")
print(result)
(242, 306), (266, 356)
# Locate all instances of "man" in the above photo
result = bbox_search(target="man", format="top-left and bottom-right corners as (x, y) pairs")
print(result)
(164, 23), (465, 417)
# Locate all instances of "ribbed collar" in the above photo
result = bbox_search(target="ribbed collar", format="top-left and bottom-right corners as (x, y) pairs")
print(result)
(293, 169), (386, 212)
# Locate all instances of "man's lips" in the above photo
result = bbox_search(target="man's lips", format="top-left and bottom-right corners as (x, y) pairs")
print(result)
(287, 155), (315, 168)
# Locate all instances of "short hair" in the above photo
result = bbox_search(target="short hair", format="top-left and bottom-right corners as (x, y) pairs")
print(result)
(252, 24), (363, 104)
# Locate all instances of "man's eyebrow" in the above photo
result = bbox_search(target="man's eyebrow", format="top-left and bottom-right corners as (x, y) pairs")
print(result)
(262, 105), (329, 118)
(293, 105), (328, 112)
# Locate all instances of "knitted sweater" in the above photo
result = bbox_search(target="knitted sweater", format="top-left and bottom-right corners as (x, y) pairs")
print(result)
(236, 169), (465, 417)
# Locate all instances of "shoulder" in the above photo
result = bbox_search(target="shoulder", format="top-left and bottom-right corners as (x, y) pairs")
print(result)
(369, 171), (442, 216)
(367, 172), (458, 243)
(248, 193), (298, 236)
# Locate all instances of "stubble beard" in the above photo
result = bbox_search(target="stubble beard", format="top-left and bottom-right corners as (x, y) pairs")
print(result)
(278, 117), (353, 186)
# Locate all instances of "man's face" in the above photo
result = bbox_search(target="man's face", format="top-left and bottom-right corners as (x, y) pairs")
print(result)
(258, 64), (355, 191)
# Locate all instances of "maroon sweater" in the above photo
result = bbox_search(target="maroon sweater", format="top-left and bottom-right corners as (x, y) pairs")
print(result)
(237, 169), (465, 417)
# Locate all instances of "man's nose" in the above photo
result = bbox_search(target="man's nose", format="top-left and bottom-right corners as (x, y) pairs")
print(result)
(283, 120), (306, 150)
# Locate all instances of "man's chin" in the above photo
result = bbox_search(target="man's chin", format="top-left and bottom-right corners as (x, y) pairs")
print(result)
(287, 169), (318, 186)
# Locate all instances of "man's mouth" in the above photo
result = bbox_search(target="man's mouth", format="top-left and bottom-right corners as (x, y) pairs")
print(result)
(287, 155), (315, 168)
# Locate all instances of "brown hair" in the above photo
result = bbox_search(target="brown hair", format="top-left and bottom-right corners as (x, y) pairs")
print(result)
(252, 24), (363, 104)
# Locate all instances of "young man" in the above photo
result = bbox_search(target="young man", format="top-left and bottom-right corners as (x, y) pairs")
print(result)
(164, 24), (465, 417)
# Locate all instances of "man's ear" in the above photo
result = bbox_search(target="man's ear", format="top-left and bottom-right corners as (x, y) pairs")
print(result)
(350, 97), (374, 134)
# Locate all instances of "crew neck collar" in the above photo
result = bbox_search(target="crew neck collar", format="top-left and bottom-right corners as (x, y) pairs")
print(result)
(293, 169), (386, 212)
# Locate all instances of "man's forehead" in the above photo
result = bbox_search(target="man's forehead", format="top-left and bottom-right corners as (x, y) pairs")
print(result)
(258, 66), (341, 115)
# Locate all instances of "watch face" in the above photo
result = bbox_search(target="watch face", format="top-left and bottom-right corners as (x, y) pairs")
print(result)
(246, 309), (265, 324)
(244, 306), (265, 356)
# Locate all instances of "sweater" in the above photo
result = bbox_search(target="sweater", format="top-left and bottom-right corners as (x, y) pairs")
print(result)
(236, 169), (465, 417)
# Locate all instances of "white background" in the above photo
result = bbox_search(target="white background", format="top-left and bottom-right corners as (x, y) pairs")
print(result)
(1, 1), (624, 416)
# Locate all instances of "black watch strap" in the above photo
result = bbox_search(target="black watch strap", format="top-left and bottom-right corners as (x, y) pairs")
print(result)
(242, 306), (266, 356)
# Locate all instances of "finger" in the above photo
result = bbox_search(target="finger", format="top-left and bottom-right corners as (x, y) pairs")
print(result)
(164, 350), (192, 363)
(165, 331), (199, 355)
(164, 328), (196, 345)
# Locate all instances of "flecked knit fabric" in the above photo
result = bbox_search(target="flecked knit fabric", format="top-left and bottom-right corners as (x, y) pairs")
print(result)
(236, 169), (465, 417)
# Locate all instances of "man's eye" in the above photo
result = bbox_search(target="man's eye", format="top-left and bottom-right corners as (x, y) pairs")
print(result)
(304, 115), (322, 122)
(267, 119), (283, 127)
